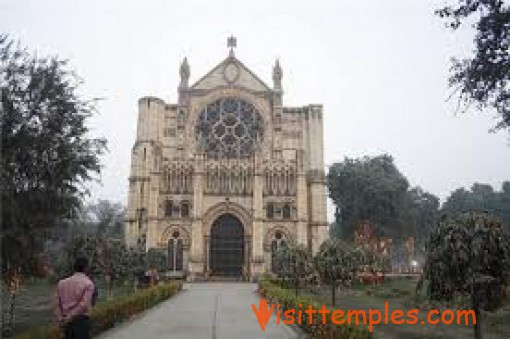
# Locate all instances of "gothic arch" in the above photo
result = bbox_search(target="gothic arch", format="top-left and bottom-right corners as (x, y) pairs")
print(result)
(263, 225), (294, 252)
(202, 202), (252, 236)
(159, 225), (190, 249)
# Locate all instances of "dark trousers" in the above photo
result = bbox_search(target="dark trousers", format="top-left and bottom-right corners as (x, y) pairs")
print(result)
(64, 315), (91, 339)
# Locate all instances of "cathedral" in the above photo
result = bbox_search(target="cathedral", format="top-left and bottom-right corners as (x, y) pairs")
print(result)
(124, 38), (328, 280)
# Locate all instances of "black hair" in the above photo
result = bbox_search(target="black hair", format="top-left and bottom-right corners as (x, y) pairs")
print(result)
(73, 257), (89, 273)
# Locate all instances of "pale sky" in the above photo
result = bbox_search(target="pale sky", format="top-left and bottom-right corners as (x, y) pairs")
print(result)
(2, 0), (509, 221)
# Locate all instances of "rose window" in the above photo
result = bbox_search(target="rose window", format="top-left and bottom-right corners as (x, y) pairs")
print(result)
(196, 97), (264, 158)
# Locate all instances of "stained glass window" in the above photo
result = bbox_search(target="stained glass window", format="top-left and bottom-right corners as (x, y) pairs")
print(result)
(181, 201), (190, 218)
(165, 201), (173, 216)
(282, 204), (291, 219)
(196, 98), (264, 158)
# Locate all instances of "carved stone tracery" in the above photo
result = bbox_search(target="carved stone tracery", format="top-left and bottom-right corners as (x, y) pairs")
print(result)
(195, 97), (264, 158)
(263, 163), (296, 196)
(204, 160), (254, 195)
(162, 162), (193, 194)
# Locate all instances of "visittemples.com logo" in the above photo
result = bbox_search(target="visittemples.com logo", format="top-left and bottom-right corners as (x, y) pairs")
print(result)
(251, 299), (476, 333)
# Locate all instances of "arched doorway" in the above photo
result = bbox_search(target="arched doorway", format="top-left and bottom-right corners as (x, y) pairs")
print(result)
(167, 230), (184, 272)
(210, 214), (244, 277)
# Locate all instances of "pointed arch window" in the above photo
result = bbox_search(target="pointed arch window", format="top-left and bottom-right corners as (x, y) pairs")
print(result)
(168, 230), (183, 271)
(282, 203), (291, 219)
(181, 201), (190, 218)
(267, 203), (274, 219)
(165, 200), (173, 216)
(138, 208), (147, 230)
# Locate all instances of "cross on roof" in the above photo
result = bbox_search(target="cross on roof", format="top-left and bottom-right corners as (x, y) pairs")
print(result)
(227, 35), (237, 57)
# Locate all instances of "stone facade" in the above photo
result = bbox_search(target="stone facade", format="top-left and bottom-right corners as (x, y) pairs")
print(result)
(124, 44), (327, 279)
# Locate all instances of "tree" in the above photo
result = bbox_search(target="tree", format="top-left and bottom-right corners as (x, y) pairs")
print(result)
(55, 235), (154, 291)
(498, 182), (510, 229)
(57, 236), (123, 279)
(88, 200), (125, 238)
(0, 36), (107, 277)
(327, 154), (411, 239)
(442, 182), (510, 230)
(146, 248), (167, 273)
(52, 200), (126, 239)
(436, 0), (510, 131)
(123, 245), (147, 286)
(314, 239), (361, 305)
(273, 245), (313, 296)
(423, 212), (510, 339)
(409, 187), (440, 261)
(442, 187), (477, 213)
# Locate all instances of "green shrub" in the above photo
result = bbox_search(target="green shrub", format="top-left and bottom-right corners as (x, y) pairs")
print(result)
(258, 278), (371, 339)
(15, 282), (182, 339)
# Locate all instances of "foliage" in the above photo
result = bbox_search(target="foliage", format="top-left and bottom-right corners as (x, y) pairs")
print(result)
(423, 211), (510, 339)
(85, 200), (125, 239)
(258, 277), (372, 339)
(54, 236), (148, 283)
(424, 211), (510, 307)
(14, 281), (182, 339)
(442, 182), (510, 230)
(436, 0), (510, 131)
(327, 154), (411, 239)
(314, 239), (362, 305)
(0, 35), (107, 278)
(409, 187), (440, 261)
(39, 199), (127, 271)
(124, 245), (149, 280)
(272, 244), (313, 295)
(146, 248), (167, 273)
(42, 200), (126, 241)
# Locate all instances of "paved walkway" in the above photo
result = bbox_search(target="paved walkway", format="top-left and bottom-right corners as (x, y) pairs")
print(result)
(99, 283), (305, 339)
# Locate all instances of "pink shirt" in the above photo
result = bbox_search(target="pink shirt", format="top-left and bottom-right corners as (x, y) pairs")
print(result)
(54, 273), (94, 321)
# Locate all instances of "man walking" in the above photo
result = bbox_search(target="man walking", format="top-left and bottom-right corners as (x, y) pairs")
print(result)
(55, 257), (94, 339)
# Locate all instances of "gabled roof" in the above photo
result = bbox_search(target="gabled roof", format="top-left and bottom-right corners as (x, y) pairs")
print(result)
(190, 56), (271, 92)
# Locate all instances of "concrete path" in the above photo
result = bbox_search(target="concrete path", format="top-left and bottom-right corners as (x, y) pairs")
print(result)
(99, 283), (305, 339)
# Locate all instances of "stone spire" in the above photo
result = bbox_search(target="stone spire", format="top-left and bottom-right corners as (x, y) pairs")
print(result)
(179, 57), (190, 89)
(178, 57), (190, 105)
(272, 59), (283, 90)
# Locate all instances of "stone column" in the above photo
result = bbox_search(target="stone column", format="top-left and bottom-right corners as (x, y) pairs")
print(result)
(146, 173), (160, 249)
(251, 156), (264, 277)
(189, 155), (204, 277)
(244, 236), (252, 278)
(204, 235), (210, 272)
(295, 167), (309, 247)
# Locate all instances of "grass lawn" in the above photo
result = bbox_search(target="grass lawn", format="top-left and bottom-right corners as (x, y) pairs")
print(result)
(1, 278), (136, 336)
(304, 278), (510, 339)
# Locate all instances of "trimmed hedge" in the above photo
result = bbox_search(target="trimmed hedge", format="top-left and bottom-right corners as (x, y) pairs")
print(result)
(15, 281), (182, 339)
(258, 278), (372, 339)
